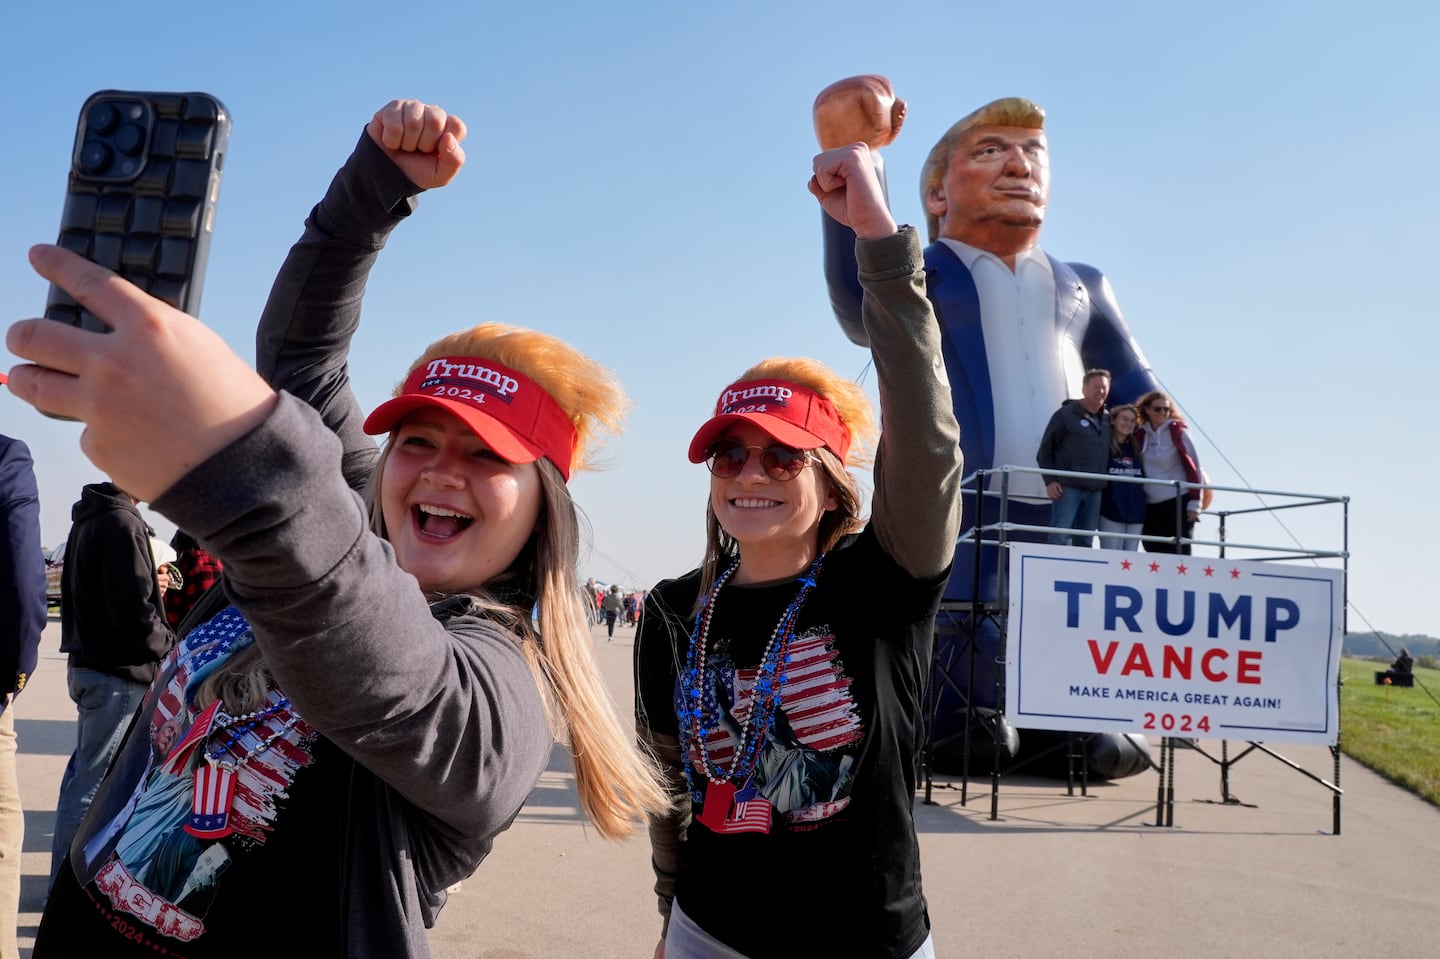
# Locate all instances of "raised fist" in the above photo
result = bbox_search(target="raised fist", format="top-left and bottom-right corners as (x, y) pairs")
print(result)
(366, 99), (468, 191)
(812, 75), (906, 151)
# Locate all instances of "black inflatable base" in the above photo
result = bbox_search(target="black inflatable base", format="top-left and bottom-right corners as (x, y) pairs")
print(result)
(929, 716), (1152, 781)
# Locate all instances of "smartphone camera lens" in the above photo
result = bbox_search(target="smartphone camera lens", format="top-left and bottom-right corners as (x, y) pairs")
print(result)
(86, 102), (119, 135)
(114, 123), (145, 156)
(76, 98), (150, 179)
(79, 141), (112, 175)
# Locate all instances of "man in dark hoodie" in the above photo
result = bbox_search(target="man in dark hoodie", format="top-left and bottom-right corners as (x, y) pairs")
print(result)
(50, 481), (174, 891)
(1036, 368), (1111, 547)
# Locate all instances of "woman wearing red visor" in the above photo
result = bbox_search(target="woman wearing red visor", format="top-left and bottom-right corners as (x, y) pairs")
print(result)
(16, 100), (666, 958)
(634, 144), (963, 958)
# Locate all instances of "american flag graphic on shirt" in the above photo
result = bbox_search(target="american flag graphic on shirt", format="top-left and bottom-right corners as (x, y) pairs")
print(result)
(85, 606), (319, 938)
(686, 628), (863, 828)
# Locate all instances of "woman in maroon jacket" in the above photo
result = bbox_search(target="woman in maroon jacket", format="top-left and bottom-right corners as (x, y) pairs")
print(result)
(1136, 390), (1205, 554)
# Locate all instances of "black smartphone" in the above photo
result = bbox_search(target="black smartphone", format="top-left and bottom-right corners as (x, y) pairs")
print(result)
(45, 89), (231, 331)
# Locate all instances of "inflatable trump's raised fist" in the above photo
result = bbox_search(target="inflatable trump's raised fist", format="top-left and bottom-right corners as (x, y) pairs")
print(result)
(812, 75), (906, 151)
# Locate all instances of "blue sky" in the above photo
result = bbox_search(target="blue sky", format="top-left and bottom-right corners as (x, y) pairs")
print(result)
(2, 1), (1435, 637)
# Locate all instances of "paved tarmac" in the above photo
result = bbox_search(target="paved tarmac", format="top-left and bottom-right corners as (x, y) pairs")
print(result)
(16, 615), (1440, 957)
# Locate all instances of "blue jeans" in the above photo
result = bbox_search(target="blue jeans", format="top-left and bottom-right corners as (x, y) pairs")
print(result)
(50, 665), (147, 891)
(1047, 486), (1102, 547)
(1098, 517), (1143, 551)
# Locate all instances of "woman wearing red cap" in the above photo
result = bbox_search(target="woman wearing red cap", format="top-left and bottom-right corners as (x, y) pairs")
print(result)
(634, 144), (963, 958)
(13, 100), (666, 957)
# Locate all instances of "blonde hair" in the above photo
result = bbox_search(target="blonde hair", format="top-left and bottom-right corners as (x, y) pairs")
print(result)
(202, 322), (669, 841)
(920, 97), (1045, 242)
(696, 357), (878, 601)
(524, 462), (672, 837)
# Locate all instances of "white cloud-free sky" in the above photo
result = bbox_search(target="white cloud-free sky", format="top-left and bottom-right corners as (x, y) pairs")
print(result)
(2, 1), (1434, 636)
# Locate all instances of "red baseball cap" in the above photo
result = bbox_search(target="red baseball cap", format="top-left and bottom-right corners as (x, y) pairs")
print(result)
(687, 378), (851, 465)
(0, 371), (7, 386)
(363, 355), (579, 480)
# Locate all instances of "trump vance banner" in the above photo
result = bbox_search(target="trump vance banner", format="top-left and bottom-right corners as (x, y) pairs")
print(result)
(1005, 544), (1343, 745)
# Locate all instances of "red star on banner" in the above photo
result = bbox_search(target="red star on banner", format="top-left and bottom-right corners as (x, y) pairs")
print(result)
(1176, 563), (1188, 575)
(1149, 562), (1161, 573)
(1120, 559), (1132, 571)
(1203, 566), (1215, 577)
(1230, 568), (1242, 579)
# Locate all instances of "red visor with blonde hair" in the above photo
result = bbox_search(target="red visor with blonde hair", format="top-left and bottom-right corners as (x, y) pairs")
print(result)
(363, 355), (579, 480)
(687, 378), (851, 465)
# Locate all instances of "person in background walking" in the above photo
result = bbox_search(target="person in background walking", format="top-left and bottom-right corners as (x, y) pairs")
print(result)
(603, 584), (624, 640)
(584, 577), (600, 625)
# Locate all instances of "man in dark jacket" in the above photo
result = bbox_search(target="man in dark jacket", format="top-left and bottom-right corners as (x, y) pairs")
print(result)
(1036, 369), (1111, 547)
(1, 427), (46, 955)
(50, 481), (174, 890)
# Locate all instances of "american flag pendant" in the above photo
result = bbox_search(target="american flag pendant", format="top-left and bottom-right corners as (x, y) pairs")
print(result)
(184, 761), (238, 839)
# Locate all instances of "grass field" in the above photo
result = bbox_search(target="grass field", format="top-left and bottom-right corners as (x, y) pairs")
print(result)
(1339, 657), (1440, 807)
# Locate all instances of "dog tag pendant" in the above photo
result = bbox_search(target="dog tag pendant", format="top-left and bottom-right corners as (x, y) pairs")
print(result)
(696, 779), (738, 831)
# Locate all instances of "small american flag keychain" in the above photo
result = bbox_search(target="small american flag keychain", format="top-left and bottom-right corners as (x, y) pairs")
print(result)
(183, 694), (298, 839)
(186, 762), (238, 839)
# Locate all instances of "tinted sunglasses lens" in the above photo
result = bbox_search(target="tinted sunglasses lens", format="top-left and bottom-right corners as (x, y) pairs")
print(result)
(705, 442), (809, 479)
(760, 445), (808, 480)
(706, 441), (748, 477)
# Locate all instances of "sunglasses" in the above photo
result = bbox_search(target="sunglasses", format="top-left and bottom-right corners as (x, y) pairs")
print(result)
(1149, 404), (1172, 412)
(704, 440), (813, 481)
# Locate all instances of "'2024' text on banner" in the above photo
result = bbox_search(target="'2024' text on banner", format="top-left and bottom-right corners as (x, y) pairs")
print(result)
(1005, 543), (1343, 745)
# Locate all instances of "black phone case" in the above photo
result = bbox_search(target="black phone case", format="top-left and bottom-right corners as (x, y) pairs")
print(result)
(45, 90), (231, 331)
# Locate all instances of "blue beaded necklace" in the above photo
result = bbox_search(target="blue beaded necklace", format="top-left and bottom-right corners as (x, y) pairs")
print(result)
(679, 553), (826, 802)
(205, 695), (300, 772)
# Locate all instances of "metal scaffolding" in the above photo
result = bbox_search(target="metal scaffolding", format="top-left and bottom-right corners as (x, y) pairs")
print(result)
(920, 465), (1350, 833)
